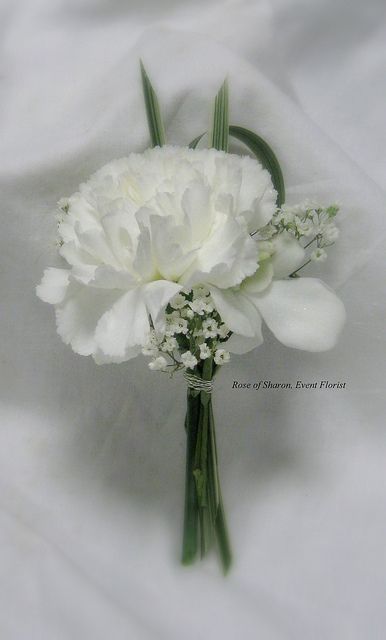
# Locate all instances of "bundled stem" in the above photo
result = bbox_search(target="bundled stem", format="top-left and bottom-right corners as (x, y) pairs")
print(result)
(181, 359), (232, 573)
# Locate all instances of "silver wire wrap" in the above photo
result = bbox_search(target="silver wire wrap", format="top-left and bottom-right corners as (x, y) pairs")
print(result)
(184, 371), (213, 394)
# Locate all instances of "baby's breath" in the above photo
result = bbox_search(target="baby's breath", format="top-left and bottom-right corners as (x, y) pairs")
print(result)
(259, 201), (340, 276)
(144, 288), (232, 375)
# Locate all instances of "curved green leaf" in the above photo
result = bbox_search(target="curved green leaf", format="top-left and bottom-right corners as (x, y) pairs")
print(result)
(188, 125), (285, 207)
(229, 125), (285, 206)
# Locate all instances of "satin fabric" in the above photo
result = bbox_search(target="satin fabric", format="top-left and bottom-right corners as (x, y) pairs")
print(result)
(1, 1), (386, 638)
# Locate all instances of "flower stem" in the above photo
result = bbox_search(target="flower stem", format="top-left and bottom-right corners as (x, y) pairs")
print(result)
(289, 258), (311, 278)
(181, 360), (232, 572)
(181, 390), (200, 565)
(209, 401), (232, 573)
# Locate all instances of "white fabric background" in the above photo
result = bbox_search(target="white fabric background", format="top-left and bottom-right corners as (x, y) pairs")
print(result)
(1, 1), (386, 638)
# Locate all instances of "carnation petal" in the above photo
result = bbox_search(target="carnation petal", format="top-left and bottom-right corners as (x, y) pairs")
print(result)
(251, 278), (346, 351)
(36, 268), (70, 304)
(56, 284), (121, 356)
(132, 224), (157, 281)
(182, 214), (258, 288)
(181, 181), (212, 244)
(143, 280), (182, 327)
(91, 266), (137, 289)
(94, 288), (149, 358)
(241, 260), (274, 295)
(149, 215), (195, 281)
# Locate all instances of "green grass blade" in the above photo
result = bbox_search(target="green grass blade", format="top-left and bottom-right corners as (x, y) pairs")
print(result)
(140, 60), (166, 148)
(229, 125), (285, 206)
(209, 79), (229, 152)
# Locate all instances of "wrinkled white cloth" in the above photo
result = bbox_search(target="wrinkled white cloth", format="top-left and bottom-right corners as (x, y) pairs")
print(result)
(1, 1), (386, 638)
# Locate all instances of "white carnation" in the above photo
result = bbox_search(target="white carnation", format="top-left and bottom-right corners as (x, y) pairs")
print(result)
(37, 146), (276, 364)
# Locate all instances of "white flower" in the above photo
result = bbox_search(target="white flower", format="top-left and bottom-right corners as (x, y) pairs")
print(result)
(294, 218), (314, 237)
(181, 307), (194, 319)
(181, 351), (198, 370)
(199, 343), (212, 360)
(189, 298), (213, 315)
(148, 356), (168, 371)
(278, 210), (295, 225)
(161, 336), (178, 352)
(209, 276), (345, 355)
(169, 318), (188, 335)
(311, 248), (328, 262)
(202, 318), (218, 338)
(218, 323), (230, 339)
(37, 146), (276, 364)
(170, 293), (187, 310)
(214, 349), (230, 365)
(192, 285), (210, 299)
(141, 330), (164, 356)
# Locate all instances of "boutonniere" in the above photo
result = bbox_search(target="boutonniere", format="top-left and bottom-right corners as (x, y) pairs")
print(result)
(37, 62), (345, 573)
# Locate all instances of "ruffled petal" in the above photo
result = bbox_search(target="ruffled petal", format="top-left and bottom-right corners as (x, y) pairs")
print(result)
(181, 181), (212, 245)
(251, 278), (346, 351)
(241, 259), (274, 295)
(36, 268), (70, 304)
(149, 214), (196, 281)
(94, 288), (149, 358)
(182, 214), (258, 288)
(143, 280), (182, 328)
(55, 284), (122, 356)
(90, 266), (136, 289)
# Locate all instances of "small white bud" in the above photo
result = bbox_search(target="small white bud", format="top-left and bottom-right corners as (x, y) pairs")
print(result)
(310, 248), (327, 263)
(199, 343), (211, 360)
(217, 323), (230, 339)
(161, 337), (178, 352)
(170, 293), (187, 310)
(181, 351), (198, 370)
(148, 356), (168, 371)
(192, 285), (210, 299)
(202, 318), (218, 339)
(214, 349), (230, 365)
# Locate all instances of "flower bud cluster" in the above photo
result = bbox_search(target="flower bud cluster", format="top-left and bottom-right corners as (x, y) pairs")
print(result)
(142, 286), (231, 373)
(263, 201), (339, 242)
(259, 201), (340, 272)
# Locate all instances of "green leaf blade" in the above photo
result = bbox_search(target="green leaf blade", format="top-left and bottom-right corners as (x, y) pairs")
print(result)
(229, 125), (285, 207)
(140, 60), (166, 148)
(189, 133), (205, 149)
(209, 79), (229, 152)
